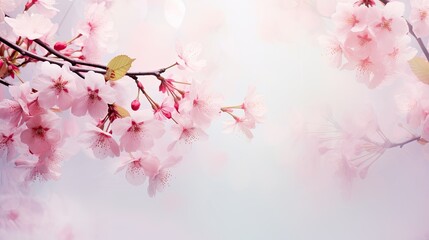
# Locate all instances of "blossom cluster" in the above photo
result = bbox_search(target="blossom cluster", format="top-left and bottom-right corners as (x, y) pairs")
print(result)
(302, 105), (406, 189)
(320, 0), (416, 88)
(0, 0), (264, 204)
(306, 0), (429, 190)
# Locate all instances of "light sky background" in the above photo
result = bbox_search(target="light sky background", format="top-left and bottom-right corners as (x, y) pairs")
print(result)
(21, 0), (429, 239)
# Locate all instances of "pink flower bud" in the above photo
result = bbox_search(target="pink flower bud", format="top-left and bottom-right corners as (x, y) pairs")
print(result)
(174, 101), (179, 112)
(131, 99), (141, 111)
(54, 42), (68, 51)
(0, 59), (3, 69)
(163, 111), (172, 119)
(137, 81), (144, 91)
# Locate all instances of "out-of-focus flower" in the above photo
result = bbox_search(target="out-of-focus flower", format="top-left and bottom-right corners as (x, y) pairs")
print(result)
(74, 2), (115, 61)
(5, 12), (54, 40)
(319, 34), (343, 68)
(180, 81), (222, 128)
(176, 43), (206, 72)
(410, 0), (429, 38)
(243, 86), (265, 124)
(25, 0), (59, 17)
(224, 116), (256, 140)
(141, 155), (182, 197)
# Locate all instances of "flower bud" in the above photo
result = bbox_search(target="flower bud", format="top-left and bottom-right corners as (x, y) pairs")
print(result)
(131, 99), (141, 111)
(137, 81), (144, 91)
(174, 100), (179, 112)
(54, 42), (68, 51)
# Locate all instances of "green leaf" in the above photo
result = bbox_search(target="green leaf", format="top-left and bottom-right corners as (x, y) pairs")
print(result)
(409, 57), (429, 84)
(105, 55), (135, 81)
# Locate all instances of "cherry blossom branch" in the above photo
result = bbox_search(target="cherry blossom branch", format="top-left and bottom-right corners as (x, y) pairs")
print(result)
(32, 39), (177, 77)
(379, 0), (429, 61)
(406, 22), (429, 61)
(0, 36), (85, 79)
(0, 36), (178, 83)
(33, 39), (106, 69)
(0, 36), (62, 65)
(0, 79), (11, 87)
(387, 136), (421, 149)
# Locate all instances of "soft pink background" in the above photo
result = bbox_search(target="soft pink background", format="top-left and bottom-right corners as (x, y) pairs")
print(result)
(18, 0), (429, 239)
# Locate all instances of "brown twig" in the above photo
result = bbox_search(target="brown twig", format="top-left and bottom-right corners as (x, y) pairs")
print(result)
(0, 36), (176, 84)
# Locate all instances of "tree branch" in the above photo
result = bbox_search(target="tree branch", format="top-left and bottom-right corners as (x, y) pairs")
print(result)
(0, 36), (176, 81)
(0, 79), (11, 87)
(33, 39), (106, 69)
(406, 22), (429, 61)
(387, 136), (421, 149)
(33, 39), (177, 76)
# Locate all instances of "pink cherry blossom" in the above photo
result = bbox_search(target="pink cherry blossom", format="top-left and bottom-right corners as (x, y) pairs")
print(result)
(319, 34), (343, 68)
(331, 3), (372, 37)
(5, 12), (54, 40)
(111, 110), (165, 153)
(180, 81), (222, 128)
(343, 54), (387, 89)
(154, 97), (175, 121)
(325, 1), (416, 89)
(176, 43), (206, 72)
(410, 0), (429, 38)
(81, 124), (119, 159)
(243, 86), (265, 123)
(0, 99), (25, 127)
(313, 105), (386, 179)
(32, 62), (77, 111)
(9, 82), (38, 113)
(26, 0), (59, 17)
(168, 117), (208, 151)
(0, 82), (38, 126)
(343, 29), (378, 59)
(369, 1), (408, 40)
(15, 153), (61, 182)
(74, 2), (115, 61)
(71, 71), (116, 119)
(20, 112), (61, 154)
(0, 125), (21, 161)
(224, 116), (256, 139)
(396, 83), (429, 129)
(141, 155), (182, 197)
(116, 151), (156, 186)
(383, 36), (417, 71)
